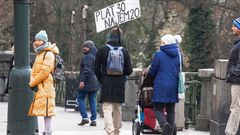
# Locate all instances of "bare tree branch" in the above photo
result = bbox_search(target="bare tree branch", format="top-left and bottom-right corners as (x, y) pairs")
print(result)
(151, 1), (159, 32)
(234, 0), (240, 11)
(210, 1), (238, 12)
(137, 19), (150, 34)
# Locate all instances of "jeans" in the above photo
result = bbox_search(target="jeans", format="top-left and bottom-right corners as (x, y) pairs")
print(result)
(77, 91), (97, 121)
(153, 103), (175, 130)
(225, 85), (240, 135)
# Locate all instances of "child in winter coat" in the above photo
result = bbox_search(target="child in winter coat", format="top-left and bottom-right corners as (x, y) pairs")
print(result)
(28, 30), (59, 135)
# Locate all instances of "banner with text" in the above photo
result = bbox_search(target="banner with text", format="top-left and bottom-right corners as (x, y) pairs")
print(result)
(94, 0), (141, 33)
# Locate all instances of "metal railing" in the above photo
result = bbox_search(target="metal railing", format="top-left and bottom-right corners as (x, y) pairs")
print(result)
(54, 71), (203, 128)
(184, 72), (201, 129)
(55, 81), (66, 106)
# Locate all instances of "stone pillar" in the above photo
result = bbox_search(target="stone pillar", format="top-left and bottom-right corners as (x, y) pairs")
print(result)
(195, 69), (214, 131)
(122, 68), (142, 121)
(175, 98), (185, 130)
(210, 59), (240, 135)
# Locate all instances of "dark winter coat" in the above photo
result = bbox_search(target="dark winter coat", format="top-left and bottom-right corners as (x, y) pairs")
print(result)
(226, 38), (240, 84)
(94, 41), (133, 103)
(79, 44), (99, 92)
(148, 44), (180, 103)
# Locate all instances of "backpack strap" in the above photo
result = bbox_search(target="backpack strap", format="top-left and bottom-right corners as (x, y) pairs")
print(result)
(106, 44), (123, 50)
(43, 50), (51, 60)
(106, 44), (114, 50)
(42, 50), (54, 76)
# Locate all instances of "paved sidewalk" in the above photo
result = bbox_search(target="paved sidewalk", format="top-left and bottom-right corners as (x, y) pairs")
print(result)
(0, 102), (209, 135)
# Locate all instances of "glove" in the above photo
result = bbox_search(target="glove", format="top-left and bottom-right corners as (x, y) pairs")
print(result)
(30, 86), (38, 92)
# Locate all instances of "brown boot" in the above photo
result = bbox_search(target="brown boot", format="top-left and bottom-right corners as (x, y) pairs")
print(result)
(78, 119), (89, 126)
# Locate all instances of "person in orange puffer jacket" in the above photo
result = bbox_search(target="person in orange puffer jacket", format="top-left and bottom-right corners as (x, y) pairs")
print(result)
(28, 30), (59, 135)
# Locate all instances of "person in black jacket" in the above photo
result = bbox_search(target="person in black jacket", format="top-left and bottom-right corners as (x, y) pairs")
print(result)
(94, 27), (133, 135)
(225, 17), (240, 135)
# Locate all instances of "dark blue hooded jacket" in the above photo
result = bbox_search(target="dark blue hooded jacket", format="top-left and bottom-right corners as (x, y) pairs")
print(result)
(79, 41), (99, 91)
(149, 44), (180, 103)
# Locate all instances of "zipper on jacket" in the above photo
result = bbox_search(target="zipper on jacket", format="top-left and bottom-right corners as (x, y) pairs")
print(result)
(46, 98), (48, 116)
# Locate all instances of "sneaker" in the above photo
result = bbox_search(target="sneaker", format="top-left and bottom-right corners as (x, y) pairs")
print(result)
(90, 121), (96, 126)
(162, 123), (172, 135)
(78, 119), (89, 126)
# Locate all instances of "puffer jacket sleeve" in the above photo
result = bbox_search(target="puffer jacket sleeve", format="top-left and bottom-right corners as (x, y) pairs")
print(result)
(29, 52), (54, 87)
(80, 55), (93, 82)
(149, 52), (159, 78)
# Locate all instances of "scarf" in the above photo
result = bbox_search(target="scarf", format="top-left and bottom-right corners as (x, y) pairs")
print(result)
(34, 42), (51, 53)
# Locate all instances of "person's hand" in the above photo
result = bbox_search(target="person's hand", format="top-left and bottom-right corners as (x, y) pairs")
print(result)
(143, 69), (149, 76)
(30, 86), (38, 92)
(79, 82), (85, 89)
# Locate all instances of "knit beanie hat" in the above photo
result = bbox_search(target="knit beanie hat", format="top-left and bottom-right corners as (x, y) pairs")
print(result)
(108, 27), (123, 42)
(35, 30), (48, 43)
(233, 17), (240, 29)
(161, 34), (182, 46)
(83, 40), (95, 49)
(161, 34), (176, 45)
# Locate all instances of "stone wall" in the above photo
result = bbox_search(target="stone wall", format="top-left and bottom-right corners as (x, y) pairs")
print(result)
(210, 59), (240, 135)
(0, 51), (35, 101)
(0, 51), (13, 101)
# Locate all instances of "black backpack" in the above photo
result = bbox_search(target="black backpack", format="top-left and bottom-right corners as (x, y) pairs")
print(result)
(43, 50), (65, 84)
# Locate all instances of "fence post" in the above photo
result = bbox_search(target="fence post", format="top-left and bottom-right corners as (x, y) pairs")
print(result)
(196, 69), (214, 131)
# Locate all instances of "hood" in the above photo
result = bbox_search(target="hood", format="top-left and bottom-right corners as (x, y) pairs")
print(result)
(44, 43), (59, 55)
(107, 27), (123, 44)
(87, 45), (97, 56)
(160, 43), (179, 57)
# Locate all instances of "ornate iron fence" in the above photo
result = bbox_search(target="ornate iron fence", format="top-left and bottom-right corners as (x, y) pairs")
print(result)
(55, 71), (203, 128)
(184, 72), (201, 129)
(55, 81), (66, 106)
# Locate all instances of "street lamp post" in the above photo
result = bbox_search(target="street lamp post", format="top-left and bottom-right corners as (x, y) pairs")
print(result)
(78, 5), (88, 64)
(68, 10), (75, 71)
(82, 5), (88, 41)
(7, 0), (38, 135)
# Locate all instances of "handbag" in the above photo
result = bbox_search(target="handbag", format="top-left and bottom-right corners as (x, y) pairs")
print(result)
(178, 51), (185, 99)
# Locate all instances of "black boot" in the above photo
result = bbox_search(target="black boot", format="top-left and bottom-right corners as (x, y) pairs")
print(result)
(90, 121), (97, 126)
